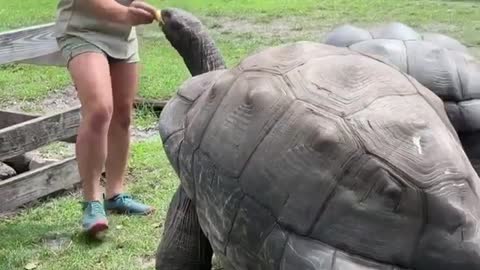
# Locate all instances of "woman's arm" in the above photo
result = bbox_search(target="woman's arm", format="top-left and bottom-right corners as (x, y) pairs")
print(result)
(86, 0), (158, 25)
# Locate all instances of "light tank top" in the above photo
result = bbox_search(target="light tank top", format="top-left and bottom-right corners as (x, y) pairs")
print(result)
(54, 0), (138, 59)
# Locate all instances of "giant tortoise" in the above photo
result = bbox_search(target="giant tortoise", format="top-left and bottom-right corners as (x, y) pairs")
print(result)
(155, 8), (480, 270)
(324, 22), (480, 172)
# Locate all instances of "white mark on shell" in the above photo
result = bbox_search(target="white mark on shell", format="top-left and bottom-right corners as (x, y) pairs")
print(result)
(413, 136), (422, 155)
(438, 182), (465, 192)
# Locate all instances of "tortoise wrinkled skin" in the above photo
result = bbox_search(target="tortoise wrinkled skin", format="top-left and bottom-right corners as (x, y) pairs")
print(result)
(157, 9), (480, 270)
(324, 22), (480, 173)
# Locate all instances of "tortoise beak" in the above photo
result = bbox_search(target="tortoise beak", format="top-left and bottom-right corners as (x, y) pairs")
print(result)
(158, 9), (174, 27)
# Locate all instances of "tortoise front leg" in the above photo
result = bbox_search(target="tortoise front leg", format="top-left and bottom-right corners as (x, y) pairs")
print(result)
(155, 186), (213, 270)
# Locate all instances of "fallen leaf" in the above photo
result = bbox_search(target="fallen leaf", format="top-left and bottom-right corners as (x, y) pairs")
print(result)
(24, 262), (38, 270)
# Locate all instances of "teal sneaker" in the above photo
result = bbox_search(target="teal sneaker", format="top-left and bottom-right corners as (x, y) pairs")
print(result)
(104, 193), (154, 215)
(81, 201), (109, 236)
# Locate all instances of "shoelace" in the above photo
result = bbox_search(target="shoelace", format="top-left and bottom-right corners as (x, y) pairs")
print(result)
(116, 194), (134, 207)
(89, 202), (104, 215)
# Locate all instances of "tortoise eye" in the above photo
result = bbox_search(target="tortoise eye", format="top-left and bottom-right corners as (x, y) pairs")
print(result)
(162, 10), (172, 20)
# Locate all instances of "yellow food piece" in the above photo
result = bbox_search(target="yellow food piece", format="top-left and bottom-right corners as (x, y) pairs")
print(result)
(155, 10), (163, 24)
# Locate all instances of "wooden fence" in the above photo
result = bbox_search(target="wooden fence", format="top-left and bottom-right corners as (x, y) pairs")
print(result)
(0, 22), (165, 212)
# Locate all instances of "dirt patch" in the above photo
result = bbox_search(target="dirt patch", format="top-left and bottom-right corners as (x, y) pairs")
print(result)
(42, 232), (73, 253)
(132, 127), (159, 141)
(204, 16), (321, 40)
(5, 85), (79, 115)
(141, 15), (329, 43)
(136, 255), (156, 269)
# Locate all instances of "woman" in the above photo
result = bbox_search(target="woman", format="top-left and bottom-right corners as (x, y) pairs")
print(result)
(54, 0), (159, 236)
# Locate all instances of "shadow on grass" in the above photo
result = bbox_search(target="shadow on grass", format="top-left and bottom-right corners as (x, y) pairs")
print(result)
(74, 231), (108, 247)
(0, 220), (115, 267)
(0, 220), (110, 248)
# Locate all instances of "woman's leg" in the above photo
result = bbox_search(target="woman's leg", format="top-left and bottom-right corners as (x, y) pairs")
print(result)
(68, 52), (113, 233)
(103, 60), (153, 214)
(104, 61), (137, 198)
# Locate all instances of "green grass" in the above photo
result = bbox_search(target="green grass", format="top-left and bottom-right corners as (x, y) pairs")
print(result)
(0, 137), (178, 270)
(0, 65), (70, 104)
(1, 0), (480, 269)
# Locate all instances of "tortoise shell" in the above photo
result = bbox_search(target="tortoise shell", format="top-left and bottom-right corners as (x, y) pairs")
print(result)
(159, 41), (480, 269)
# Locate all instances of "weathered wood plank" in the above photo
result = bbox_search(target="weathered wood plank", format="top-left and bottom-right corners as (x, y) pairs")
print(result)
(0, 106), (81, 161)
(0, 110), (76, 143)
(16, 51), (65, 67)
(0, 23), (61, 65)
(0, 110), (39, 129)
(0, 157), (79, 212)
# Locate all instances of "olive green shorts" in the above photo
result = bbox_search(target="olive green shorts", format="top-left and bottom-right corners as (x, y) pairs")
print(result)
(56, 35), (140, 65)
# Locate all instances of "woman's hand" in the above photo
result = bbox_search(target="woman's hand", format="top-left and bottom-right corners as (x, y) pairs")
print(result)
(87, 0), (159, 25)
(123, 1), (158, 25)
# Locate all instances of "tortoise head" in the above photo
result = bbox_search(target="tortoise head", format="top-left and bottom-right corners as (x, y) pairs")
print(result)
(159, 8), (226, 76)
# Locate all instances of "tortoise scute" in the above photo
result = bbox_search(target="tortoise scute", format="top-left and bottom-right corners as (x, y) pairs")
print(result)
(349, 39), (408, 72)
(158, 97), (190, 141)
(282, 234), (411, 270)
(406, 41), (462, 100)
(453, 51), (480, 100)
(310, 156), (423, 266)
(199, 72), (294, 178)
(162, 130), (183, 175)
(193, 151), (244, 252)
(287, 53), (416, 116)
(372, 22), (421, 40)
(422, 33), (468, 52)
(324, 24), (373, 47)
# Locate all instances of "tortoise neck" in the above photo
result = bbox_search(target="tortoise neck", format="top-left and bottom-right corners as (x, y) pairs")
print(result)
(177, 31), (226, 76)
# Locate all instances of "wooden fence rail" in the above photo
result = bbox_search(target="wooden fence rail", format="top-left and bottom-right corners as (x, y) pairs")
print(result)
(0, 23), (65, 66)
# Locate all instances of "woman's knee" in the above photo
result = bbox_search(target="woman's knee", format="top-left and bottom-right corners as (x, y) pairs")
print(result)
(84, 103), (114, 132)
